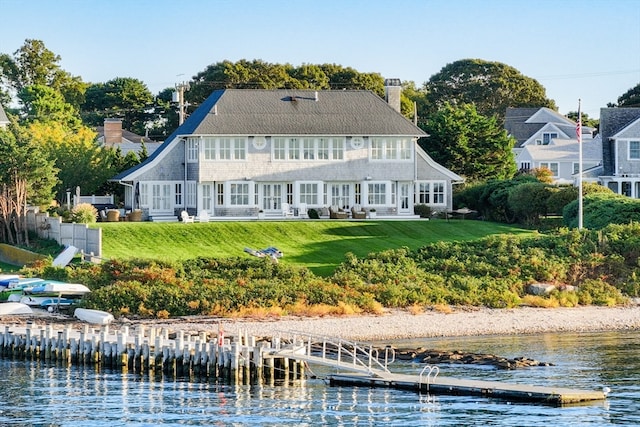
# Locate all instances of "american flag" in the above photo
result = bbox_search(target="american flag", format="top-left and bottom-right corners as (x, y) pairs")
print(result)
(576, 106), (582, 142)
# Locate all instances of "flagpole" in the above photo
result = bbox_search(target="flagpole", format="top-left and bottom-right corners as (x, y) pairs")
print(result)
(578, 99), (583, 230)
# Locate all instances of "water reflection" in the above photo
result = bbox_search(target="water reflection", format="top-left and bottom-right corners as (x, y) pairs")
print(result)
(0, 331), (639, 426)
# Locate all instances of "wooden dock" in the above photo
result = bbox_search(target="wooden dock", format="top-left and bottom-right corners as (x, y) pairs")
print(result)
(0, 321), (305, 384)
(0, 322), (608, 405)
(328, 372), (606, 406)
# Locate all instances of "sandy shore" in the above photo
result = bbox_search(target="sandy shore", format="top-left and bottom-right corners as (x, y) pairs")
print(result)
(111, 304), (640, 341)
(3, 304), (640, 342)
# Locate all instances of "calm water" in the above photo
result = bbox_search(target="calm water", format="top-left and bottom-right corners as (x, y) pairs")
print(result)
(1, 330), (638, 426)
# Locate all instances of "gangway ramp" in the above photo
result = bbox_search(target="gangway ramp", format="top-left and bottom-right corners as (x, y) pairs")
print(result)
(270, 331), (608, 406)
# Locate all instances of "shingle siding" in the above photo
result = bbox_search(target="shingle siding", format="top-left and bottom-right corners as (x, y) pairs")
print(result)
(600, 108), (640, 176)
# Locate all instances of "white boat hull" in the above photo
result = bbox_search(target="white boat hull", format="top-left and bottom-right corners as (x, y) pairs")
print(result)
(74, 308), (114, 325)
(0, 302), (34, 315)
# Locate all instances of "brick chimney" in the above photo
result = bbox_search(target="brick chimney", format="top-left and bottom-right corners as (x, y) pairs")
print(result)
(104, 118), (123, 145)
(384, 78), (402, 113)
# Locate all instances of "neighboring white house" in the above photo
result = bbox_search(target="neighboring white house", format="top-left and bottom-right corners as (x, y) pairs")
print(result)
(598, 108), (640, 197)
(112, 80), (463, 220)
(0, 104), (9, 128)
(505, 107), (600, 184)
(96, 118), (163, 156)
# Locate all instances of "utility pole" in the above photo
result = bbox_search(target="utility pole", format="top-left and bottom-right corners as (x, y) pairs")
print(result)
(174, 82), (190, 125)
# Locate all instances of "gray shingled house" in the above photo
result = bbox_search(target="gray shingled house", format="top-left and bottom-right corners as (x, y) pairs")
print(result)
(112, 80), (463, 221)
(506, 107), (600, 185)
(598, 107), (640, 197)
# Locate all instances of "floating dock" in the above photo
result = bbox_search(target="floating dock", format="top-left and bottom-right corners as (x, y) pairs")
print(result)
(0, 322), (607, 405)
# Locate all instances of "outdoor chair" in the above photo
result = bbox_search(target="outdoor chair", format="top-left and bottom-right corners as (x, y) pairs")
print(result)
(106, 209), (120, 222)
(181, 210), (195, 223)
(329, 206), (348, 219)
(282, 203), (294, 218)
(351, 205), (366, 219)
(195, 210), (210, 223)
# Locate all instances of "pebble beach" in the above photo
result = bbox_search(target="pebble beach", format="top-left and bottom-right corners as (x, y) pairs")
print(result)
(3, 304), (640, 342)
(118, 304), (640, 341)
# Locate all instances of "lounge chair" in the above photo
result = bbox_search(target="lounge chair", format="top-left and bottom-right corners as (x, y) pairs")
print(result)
(181, 211), (195, 223)
(282, 203), (294, 218)
(195, 211), (210, 223)
(351, 205), (366, 219)
(329, 206), (348, 219)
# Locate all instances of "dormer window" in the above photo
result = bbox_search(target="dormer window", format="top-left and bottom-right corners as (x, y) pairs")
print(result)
(542, 132), (558, 145)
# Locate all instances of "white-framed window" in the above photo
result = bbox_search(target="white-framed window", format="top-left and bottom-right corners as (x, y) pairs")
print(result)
(520, 162), (531, 171)
(175, 183), (183, 206)
(399, 139), (412, 160)
(233, 138), (246, 160)
(203, 137), (216, 160)
(433, 182), (445, 204)
(186, 137), (199, 162)
(229, 182), (250, 206)
(198, 137), (247, 161)
(271, 137), (344, 161)
(303, 138), (315, 160)
(629, 141), (640, 160)
(139, 183), (149, 206)
(371, 139), (383, 160)
(186, 181), (196, 207)
(288, 138), (300, 160)
(216, 183), (224, 205)
(542, 132), (558, 145)
(273, 138), (286, 160)
(370, 138), (413, 160)
(299, 182), (320, 205)
(367, 182), (387, 205)
(318, 138), (329, 160)
(201, 183), (213, 212)
(219, 138), (231, 160)
(417, 181), (446, 205)
(539, 162), (559, 177)
(331, 138), (344, 160)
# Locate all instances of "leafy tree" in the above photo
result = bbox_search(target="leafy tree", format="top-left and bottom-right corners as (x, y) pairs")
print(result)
(616, 83), (640, 108)
(26, 121), (123, 203)
(18, 84), (81, 128)
(0, 39), (86, 109)
(0, 124), (58, 245)
(566, 110), (598, 129)
(424, 59), (556, 121)
(419, 103), (517, 181)
(401, 81), (430, 126)
(81, 77), (154, 136)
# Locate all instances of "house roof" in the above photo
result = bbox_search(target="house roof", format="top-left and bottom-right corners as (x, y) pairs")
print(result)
(113, 89), (426, 181)
(95, 126), (163, 156)
(505, 107), (591, 148)
(517, 136), (602, 162)
(186, 89), (427, 137)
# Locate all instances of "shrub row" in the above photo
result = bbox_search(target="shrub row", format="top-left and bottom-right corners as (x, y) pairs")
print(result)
(22, 223), (640, 318)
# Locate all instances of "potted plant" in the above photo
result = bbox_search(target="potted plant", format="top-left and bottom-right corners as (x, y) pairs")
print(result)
(257, 209), (265, 220)
(368, 208), (377, 219)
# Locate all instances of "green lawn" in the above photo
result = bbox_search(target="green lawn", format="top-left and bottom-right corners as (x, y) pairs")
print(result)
(95, 219), (534, 276)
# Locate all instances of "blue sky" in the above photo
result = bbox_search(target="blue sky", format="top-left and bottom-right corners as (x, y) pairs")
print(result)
(1, 0), (639, 118)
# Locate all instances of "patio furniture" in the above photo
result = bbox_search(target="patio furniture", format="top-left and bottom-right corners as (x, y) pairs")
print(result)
(181, 211), (195, 223)
(106, 209), (120, 222)
(329, 206), (348, 219)
(351, 205), (366, 219)
(127, 209), (143, 222)
(195, 211), (210, 223)
(282, 203), (294, 218)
